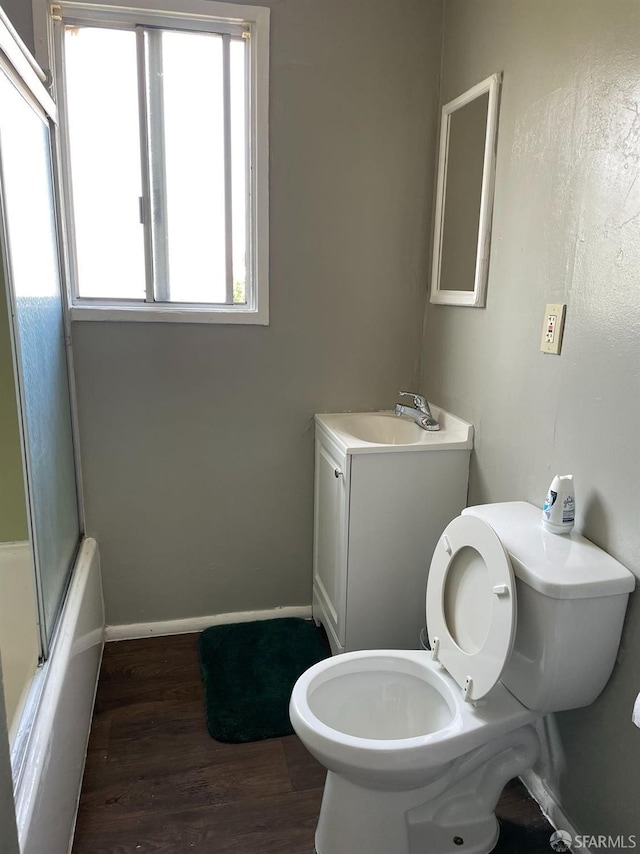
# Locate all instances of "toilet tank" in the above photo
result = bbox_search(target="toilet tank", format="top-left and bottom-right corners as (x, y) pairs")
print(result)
(462, 502), (635, 713)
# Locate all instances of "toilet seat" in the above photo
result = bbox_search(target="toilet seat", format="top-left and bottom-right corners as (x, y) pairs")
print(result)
(427, 515), (517, 702)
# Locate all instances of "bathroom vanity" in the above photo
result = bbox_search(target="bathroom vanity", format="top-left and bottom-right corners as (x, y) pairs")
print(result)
(312, 408), (473, 653)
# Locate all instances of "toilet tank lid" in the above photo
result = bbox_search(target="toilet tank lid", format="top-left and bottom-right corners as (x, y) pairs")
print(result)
(462, 502), (636, 600)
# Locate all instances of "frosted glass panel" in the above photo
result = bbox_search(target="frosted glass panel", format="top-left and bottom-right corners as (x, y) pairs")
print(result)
(0, 70), (80, 649)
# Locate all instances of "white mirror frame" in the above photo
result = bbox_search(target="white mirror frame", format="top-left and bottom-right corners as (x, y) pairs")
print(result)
(430, 72), (502, 307)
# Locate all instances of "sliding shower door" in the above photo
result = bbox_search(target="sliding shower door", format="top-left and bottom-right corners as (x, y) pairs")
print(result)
(0, 62), (81, 656)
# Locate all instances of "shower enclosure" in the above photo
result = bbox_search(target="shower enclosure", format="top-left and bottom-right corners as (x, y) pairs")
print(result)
(0, 7), (82, 735)
(0, 10), (103, 854)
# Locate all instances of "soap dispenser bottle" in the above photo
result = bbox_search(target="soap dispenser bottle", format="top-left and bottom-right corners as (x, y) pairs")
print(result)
(542, 474), (575, 534)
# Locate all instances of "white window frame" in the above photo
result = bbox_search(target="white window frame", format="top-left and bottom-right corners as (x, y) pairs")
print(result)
(32, 0), (269, 324)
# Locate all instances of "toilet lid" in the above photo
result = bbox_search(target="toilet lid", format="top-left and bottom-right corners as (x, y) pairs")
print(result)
(426, 515), (517, 702)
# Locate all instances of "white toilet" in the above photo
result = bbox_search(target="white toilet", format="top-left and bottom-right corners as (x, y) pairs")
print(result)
(290, 501), (635, 854)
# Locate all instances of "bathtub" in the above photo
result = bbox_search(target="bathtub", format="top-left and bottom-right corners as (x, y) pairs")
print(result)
(0, 541), (39, 745)
(12, 538), (104, 854)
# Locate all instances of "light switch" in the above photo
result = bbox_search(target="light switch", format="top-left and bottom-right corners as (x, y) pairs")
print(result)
(540, 303), (566, 355)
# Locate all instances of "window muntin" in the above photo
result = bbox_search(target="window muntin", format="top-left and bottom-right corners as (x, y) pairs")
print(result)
(48, 1), (268, 322)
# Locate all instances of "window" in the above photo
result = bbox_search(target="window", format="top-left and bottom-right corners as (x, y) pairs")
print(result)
(37, 0), (269, 323)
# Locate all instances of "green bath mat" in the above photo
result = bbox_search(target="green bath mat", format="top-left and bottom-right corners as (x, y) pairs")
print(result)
(198, 617), (330, 743)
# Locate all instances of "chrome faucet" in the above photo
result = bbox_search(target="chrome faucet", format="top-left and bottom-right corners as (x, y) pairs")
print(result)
(395, 391), (440, 431)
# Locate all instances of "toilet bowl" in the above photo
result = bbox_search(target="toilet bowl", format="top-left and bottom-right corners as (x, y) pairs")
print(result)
(290, 501), (635, 854)
(290, 649), (540, 854)
(291, 649), (536, 790)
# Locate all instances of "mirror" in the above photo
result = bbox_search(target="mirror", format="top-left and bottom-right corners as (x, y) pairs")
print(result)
(430, 73), (502, 307)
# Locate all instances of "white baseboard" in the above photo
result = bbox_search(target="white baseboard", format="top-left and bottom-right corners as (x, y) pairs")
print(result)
(105, 605), (313, 642)
(520, 770), (590, 854)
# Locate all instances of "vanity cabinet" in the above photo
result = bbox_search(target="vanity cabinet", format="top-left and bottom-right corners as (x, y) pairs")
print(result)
(312, 410), (473, 654)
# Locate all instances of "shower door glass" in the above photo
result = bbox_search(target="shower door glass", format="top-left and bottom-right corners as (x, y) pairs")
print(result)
(0, 66), (81, 656)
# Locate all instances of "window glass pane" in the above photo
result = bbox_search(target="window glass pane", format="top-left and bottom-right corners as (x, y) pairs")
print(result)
(161, 30), (226, 303)
(230, 38), (247, 304)
(64, 26), (145, 299)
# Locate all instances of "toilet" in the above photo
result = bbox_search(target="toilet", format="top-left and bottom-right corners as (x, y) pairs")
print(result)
(290, 501), (635, 854)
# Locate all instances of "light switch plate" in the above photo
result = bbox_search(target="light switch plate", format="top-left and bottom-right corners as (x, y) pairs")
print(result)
(540, 303), (566, 354)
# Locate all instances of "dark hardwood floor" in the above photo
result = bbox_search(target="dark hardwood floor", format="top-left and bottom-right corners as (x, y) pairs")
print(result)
(72, 633), (554, 854)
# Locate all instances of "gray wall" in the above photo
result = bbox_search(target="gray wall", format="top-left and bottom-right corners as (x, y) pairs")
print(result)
(423, 0), (640, 837)
(3, 0), (33, 54)
(69, 0), (444, 625)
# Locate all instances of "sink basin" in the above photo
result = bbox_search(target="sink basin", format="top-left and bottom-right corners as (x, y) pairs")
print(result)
(339, 412), (425, 445)
(315, 408), (474, 454)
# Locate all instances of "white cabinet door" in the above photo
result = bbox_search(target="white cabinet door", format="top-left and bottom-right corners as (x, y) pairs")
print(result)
(312, 439), (349, 648)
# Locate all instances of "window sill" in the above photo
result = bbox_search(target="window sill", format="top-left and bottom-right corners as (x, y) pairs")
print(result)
(69, 304), (269, 325)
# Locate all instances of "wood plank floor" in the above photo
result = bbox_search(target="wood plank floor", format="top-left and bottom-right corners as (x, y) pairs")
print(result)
(72, 633), (554, 854)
